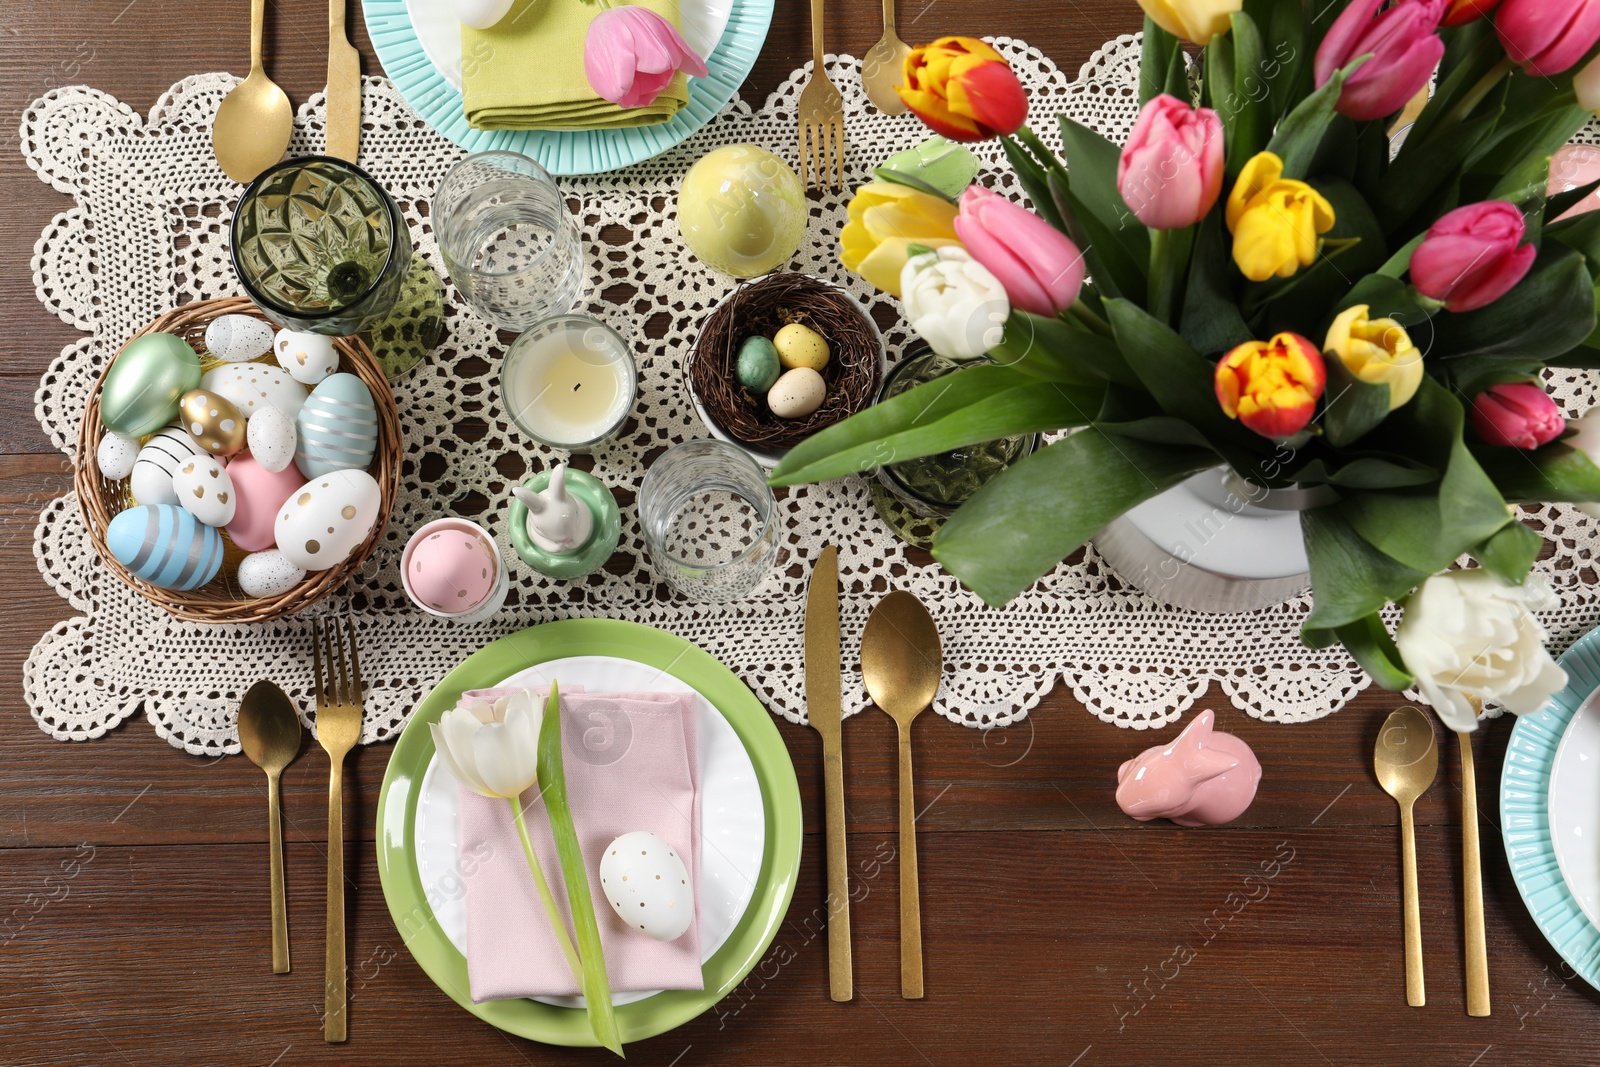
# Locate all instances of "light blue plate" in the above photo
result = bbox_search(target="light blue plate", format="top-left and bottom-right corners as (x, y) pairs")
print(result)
(361, 0), (773, 175)
(1501, 624), (1600, 990)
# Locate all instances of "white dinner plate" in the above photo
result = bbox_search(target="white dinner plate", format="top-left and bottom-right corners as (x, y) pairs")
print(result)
(1548, 688), (1600, 926)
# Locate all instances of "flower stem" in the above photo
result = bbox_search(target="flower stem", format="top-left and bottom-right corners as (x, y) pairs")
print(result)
(1441, 56), (1515, 131)
(510, 795), (584, 986)
(1148, 226), (1174, 324)
(1064, 299), (1113, 336)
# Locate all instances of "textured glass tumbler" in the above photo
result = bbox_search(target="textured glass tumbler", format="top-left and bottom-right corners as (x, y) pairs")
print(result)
(639, 440), (779, 603)
(230, 156), (412, 336)
(433, 151), (585, 331)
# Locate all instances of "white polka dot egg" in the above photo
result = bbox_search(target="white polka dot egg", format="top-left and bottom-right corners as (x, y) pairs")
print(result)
(273, 468), (382, 572)
(273, 328), (340, 386)
(599, 830), (693, 942)
(201, 362), (309, 420)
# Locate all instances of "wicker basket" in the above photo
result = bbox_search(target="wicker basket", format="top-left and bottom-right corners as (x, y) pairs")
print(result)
(75, 297), (401, 623)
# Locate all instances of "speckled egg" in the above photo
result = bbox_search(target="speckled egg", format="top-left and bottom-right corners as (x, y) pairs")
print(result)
(773, 323), (830, 371)
(203, 314), (275, 363)
(96, 432), (140, 481)
(736, 336), (781, 392)
(274, 468), (382, 571)
(273, 329), (340, 386)
(246, 404), (297, 474)
(129, 424), (207, 506)
(296, 373), (378, 478)
(225, 453), (306, 552)
(599, 831), (693, 942)
(172, 455), (236, 527)
(405, 525), (500, 614)
(179, 389), (247, 457)
(105, 504), (224, 590)
(200, 363), (309, 420)
(767, 367), (826, 419)
(236, 550), (307, 598)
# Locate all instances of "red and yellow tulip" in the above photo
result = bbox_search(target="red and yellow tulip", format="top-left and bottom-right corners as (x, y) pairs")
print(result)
(896, 37), (1028, 142)
(1214, 332), (1327, 439)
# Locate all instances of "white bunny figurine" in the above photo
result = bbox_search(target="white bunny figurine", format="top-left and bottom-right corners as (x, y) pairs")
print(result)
(513, 463), (595, 555)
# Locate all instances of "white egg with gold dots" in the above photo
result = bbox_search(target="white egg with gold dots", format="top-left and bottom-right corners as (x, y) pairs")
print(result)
(273, 329), (340, 386)
(200, 362), (309, 420)
(274, 468), (382, 571)
(598, 830), (694, 942)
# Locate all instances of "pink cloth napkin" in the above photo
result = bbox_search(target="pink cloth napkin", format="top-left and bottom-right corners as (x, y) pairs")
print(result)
(456, 687), (703, 1001)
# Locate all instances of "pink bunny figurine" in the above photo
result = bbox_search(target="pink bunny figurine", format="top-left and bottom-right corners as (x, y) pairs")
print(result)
(1115, 709), (1261, 827)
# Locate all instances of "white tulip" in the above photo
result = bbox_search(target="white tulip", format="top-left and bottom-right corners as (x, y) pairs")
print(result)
(429, 688), (544, 798)
(898, 246), (1011, 361)
(1395, 570), (1567, 733)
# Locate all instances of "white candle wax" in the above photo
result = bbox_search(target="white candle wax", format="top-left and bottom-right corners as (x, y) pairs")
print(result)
(503, 317), (635, 448)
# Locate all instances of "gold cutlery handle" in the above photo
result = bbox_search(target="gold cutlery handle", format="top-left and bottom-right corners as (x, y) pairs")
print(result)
(1458, 731), (1491, 1016)
(1400, 803), (1425, 1007)
(325, 759), (347, 1042)
(809, 0), (826, 67)
(896, 724), (923, 999)
(268, 770), (290, 974)
(878, 0), (896, 39)
(249, 0), (266, 73)
(821, 742), (853, 1002)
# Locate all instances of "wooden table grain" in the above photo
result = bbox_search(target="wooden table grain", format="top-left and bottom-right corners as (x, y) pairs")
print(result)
(1, 3), (1596, 1065)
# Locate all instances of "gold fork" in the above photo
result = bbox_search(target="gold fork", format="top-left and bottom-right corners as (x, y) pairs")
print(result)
(797, 0), (845, 191)
(313, 618), (364, 1044)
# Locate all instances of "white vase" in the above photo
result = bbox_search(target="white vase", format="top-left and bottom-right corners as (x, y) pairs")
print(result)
(1093, 467), (1326, 613)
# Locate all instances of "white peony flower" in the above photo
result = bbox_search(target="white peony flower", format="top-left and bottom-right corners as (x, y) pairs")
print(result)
(1395, 570), (1567, 733)
(899, 246), (1011, 361)
(428, 688), (545, 798)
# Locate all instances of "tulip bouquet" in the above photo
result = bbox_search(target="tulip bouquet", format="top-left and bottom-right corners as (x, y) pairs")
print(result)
(771, 4), (1600, 725)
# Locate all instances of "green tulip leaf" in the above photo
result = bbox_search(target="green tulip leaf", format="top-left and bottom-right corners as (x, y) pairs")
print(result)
(931, 429), (1217, 606)
(1179, 210), (1253, 356)
(1376, 110), (1500, 231)
(1547, 210), (1600, 276)
(1056, 116), (1151, 264)
(1321, 352), (1393, 448)
(1548, 177), (1600, 224)
(1139, 16), (1184, 106)
(1049, 170), (1146, 303)
(1431, 246), (1596, 359)
(999, 132), (1066, 232)
(1302, 506), (1428, 632)
(1472, 441), (1600, 504)
(1203, 26), (1236, 121)
(1266, 56), (1366, 180)
(989, 310), (1138, 387)
(1261, 0), (1309, 124)
(1474, 520), (1544, 585)
(1291, 456), (1439, 489)
(1313, 612), (1415, 691)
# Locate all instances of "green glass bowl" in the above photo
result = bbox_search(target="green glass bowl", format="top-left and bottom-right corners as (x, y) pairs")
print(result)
(506, 469), (622, 579)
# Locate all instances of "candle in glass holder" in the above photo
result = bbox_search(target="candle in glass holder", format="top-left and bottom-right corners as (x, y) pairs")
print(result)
(501, 315), (636, 449)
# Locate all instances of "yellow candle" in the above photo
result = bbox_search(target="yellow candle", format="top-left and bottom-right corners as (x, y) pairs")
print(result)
(502, 316), (636, 449)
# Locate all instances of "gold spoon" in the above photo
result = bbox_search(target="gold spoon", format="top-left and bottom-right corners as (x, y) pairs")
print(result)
(861, 590), (941, 999)
(860, 0), (911, 115)
(212, 0), (293, 183)
(238, 679), (304, 974)
(1374, 705), (1438, 1008)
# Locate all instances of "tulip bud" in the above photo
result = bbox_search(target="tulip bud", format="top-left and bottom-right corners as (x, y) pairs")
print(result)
(1116, 95), (1225, 231)
(953, 186), (1084, 316)
(1315, 0), (1448, 122)
(899, 246), (1011, 361)
(1323, 304), (1424, 410)
(839, 182), (962, 297)
(1224, 152), (1336, 282)
(1442, 0), (1500, 26)
(1470, 383), (1566, 449)
(1495, 0), (1600, 76)
(1135, 0), (1242, 46)
(1409, 200), (1536, 312)
(895, 37), (1028, 142)
(582, 5), (708, 109)
(1215, 332), (1327, 439)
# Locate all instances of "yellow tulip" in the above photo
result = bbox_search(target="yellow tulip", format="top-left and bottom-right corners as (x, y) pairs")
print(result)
(839, 182), (961, 296)
(1225, 152), (1335, 282)
(1137, 0), (1242, 46)
(1323, 304), (1423, 410)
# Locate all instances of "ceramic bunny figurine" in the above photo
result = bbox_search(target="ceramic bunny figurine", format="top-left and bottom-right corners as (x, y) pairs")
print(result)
(1115, 710), (1261, 827)
(512, 463), (594, 555)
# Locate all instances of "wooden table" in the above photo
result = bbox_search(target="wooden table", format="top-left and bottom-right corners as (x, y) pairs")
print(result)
(1, 2), (1595, 1064)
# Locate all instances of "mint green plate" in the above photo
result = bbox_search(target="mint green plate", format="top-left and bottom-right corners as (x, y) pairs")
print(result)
(375, 618), (802, 1045)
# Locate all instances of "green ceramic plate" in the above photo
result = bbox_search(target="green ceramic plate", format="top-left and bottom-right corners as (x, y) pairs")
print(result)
(375, 618), (802, 1045)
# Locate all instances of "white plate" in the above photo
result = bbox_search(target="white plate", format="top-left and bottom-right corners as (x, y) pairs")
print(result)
(406, 0), (734, 91)
(412, 654), (765, 1007)
(1548, 688), (1600, 926)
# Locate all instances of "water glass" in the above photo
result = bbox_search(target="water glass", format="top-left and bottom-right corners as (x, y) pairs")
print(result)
(433, 151), (585, 331)
(639, 440), (779, 603)
(231, 156), (412, 337)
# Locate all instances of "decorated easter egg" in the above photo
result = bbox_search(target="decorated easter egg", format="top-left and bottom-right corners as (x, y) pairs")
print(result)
(773, 323), (830, 371)
(767, 367), (825, 419)
(95, 432), (140, 482)
(736, 336), (781, 392)
(236, 550), (307, 598)
(172, 455), (236, 527)
(677, 145), (806, 277)
(179, 389), (247, 457)
(274, 468), (382, 571)
(599, 831), (693, 942)
(273, 329), (340, 386)
(225, 453), (306, 552)
(200, 363), (309, 420)
(203, 314), (275, 363)
(406, 525), (500, 614)
(105, 504), (224, 590)
(130, 424), (206, 506)
(246, 404), (297, 473)
(101, 333), (203, 437)
(296, 373), (378, 478)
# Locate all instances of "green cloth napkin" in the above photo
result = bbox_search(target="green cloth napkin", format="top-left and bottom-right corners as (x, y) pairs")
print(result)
(462, 0), (690, 130)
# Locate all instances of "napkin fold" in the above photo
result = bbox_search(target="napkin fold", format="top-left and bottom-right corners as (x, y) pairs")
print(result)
(461, 0), (691, 130)
(457, 687), (703, 1000)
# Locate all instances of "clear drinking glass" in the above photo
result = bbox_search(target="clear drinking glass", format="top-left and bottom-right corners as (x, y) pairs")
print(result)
(639, 440), (780, 603)
(433, 151), (585, 331)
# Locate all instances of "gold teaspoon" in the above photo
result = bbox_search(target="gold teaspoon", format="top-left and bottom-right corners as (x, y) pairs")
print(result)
(1374, 705), (1438, 1008)
(211, 0), (293, 183)
(238, 680), (304, 973)
(860, 0), (911, 115)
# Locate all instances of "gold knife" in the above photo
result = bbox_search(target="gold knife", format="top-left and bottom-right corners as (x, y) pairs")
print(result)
(805, 545), (852, 1002)
(325, 0), (361, 162)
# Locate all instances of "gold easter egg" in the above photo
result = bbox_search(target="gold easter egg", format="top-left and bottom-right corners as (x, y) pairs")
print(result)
(178, 389), (247, 457)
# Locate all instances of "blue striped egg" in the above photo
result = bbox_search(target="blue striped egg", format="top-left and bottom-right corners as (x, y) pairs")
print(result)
(105, 504), (224, 591)
(295, 373), (378, 478)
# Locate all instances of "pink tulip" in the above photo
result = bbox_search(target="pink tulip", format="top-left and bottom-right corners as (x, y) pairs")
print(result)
(1410, 201), (1536, 312)
(1496, 0), (1600, 76)
(583, 6), (708, 109)
(1115, 94), (1225, 230)
(1315, 0), (1448, 121)
(954, 186), (1086, 316)
(1471, 383), (1566, 449)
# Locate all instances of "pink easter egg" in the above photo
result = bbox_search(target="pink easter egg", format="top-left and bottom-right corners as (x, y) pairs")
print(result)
(225, 452), (307, 552)
(406, 526), (498, 614)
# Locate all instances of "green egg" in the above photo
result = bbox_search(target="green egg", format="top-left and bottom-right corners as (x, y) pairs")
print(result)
(736, 336), (782, 392)
(100, 333), (202, 437)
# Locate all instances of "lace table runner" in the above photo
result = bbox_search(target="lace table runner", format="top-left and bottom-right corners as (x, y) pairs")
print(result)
(22, 36), (1600, 755)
